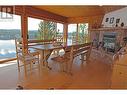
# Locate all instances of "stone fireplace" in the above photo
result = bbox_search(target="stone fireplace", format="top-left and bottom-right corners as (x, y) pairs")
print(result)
(90, 7), (127, 53)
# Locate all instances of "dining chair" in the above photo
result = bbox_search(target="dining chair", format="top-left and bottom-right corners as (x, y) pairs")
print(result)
(15, 38), (40, 72)
(52, 46), (72, 74)
(52, 35), (64, 55)
(52, 43), (92, 75)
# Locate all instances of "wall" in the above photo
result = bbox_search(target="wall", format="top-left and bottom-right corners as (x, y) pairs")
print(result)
(101, 7), (127, 43)
(90, 7), (127, 44)
(102, 7), (127, 27)
(90, 7), (127, 49)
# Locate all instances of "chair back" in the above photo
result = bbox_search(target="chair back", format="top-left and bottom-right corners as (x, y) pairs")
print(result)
(15, 36), (40, 73)
(15, 38), (28, 60)
(15, 38), (22, 54)
(56, 35), (63, 44)
(71, 42), (92, 59)
(63, 42), (92, 60)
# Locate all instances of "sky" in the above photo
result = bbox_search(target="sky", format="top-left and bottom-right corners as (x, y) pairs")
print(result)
(0, 13), (64, 33)
(68, 24), (77, 33)
(0, 13), (21, 29)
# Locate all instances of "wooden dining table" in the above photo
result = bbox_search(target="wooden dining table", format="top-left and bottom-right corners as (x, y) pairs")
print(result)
(29, 42), (89, 70)
(29, 43), (65, 69)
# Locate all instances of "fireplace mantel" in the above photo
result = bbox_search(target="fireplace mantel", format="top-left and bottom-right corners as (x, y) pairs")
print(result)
(90, 27), (127, 32)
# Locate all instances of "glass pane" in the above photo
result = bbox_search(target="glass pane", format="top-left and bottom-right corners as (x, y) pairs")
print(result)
(0, 13), (21, 60)
(68, 24), (77, 44)
(78, 23), (89, 43)
(28, 17), (63, 40)
(28, 17), (43, 40)
(57, 23), (63, 36)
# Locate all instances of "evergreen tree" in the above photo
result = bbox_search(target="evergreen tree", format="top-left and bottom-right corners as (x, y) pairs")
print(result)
(37, 20), (57, 40)
(78, 23), (88, 43)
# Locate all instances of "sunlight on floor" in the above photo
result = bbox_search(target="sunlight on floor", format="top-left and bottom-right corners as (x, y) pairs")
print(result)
(0, 60), (16, 68)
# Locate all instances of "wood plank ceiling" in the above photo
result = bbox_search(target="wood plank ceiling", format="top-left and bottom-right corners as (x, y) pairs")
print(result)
(33, 5), (126, 18)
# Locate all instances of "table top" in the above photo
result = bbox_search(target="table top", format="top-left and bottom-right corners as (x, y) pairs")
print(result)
(29, 43), (63, 50)
(29, 42), (90, 51)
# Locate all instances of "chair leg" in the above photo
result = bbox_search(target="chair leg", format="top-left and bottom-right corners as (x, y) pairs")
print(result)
(59, 63), (63, 72)
(17, 60), (20, 72)
(30, 62), (32, 71)
(37, 58), (40, 70)
(64, 62), (68, 72)
(56, 50), (59, 55)
(86, 53), (90, 63)
(23, 62), (27, 75)
(67, 61), (73, 75)
(81, 54), (85, 64)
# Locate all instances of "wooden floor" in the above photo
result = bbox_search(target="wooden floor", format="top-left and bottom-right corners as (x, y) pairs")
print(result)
(0, 50), (112, 89)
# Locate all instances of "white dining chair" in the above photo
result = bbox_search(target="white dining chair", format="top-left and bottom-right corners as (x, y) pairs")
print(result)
(15, 38), (40, 72)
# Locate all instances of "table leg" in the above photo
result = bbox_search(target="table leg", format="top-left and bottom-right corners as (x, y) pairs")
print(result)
(39, 50), (45, 66)
(39, 50), (52, 70)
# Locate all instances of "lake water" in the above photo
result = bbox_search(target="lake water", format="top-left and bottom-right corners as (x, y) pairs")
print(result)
(0, 40), (16, 59)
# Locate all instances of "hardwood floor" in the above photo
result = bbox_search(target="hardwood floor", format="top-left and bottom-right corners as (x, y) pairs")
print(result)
(0, 51), (112, 89)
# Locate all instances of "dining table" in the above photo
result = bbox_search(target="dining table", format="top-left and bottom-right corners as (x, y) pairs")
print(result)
(29, 41), (87, 70)
(29, 43), (66, 69)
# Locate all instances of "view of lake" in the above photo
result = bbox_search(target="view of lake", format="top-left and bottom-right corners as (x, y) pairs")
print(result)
(0, 40), (16, 59)
(0, 16), (66, 60)
(0, 29), (38, 60)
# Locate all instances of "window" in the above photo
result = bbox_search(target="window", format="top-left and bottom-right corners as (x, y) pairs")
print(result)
(68, 23), (89, 44)
(28, 17), (43, 40)
(78, 23), (89, 43)
(0, 13), (21, 60)
(28, 17), (64, 40)
(68, 24), (77, 44)
(57, 23), (64, 36)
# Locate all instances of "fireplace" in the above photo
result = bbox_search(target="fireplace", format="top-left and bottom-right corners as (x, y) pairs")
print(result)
(103, 32), (117, 53)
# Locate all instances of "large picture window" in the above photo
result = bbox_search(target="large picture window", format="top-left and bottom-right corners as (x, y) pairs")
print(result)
(28, 17), (63, 40)
(78, 23), (89, 43)
(0, 13), (21, 60)
(68, 23), (89, 44)
(68, 24), (77, 44)
(28, 17), (43, 40)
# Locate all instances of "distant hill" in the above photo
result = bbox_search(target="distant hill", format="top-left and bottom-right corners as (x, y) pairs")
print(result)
(0, 29), (38, 40)
(0, 29), (76, 40)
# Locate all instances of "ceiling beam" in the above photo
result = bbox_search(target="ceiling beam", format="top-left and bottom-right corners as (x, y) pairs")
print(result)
(26, 6), (67, 23)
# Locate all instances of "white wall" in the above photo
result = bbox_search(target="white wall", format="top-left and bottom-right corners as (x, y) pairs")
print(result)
(102, 7), (127, 27)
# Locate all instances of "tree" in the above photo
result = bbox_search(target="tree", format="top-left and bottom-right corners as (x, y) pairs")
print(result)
(37, 20), (57, 40)
(78, 23), (88, 43)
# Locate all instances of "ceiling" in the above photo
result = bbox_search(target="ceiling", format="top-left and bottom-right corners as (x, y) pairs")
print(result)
(34, 6), (126, 18)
